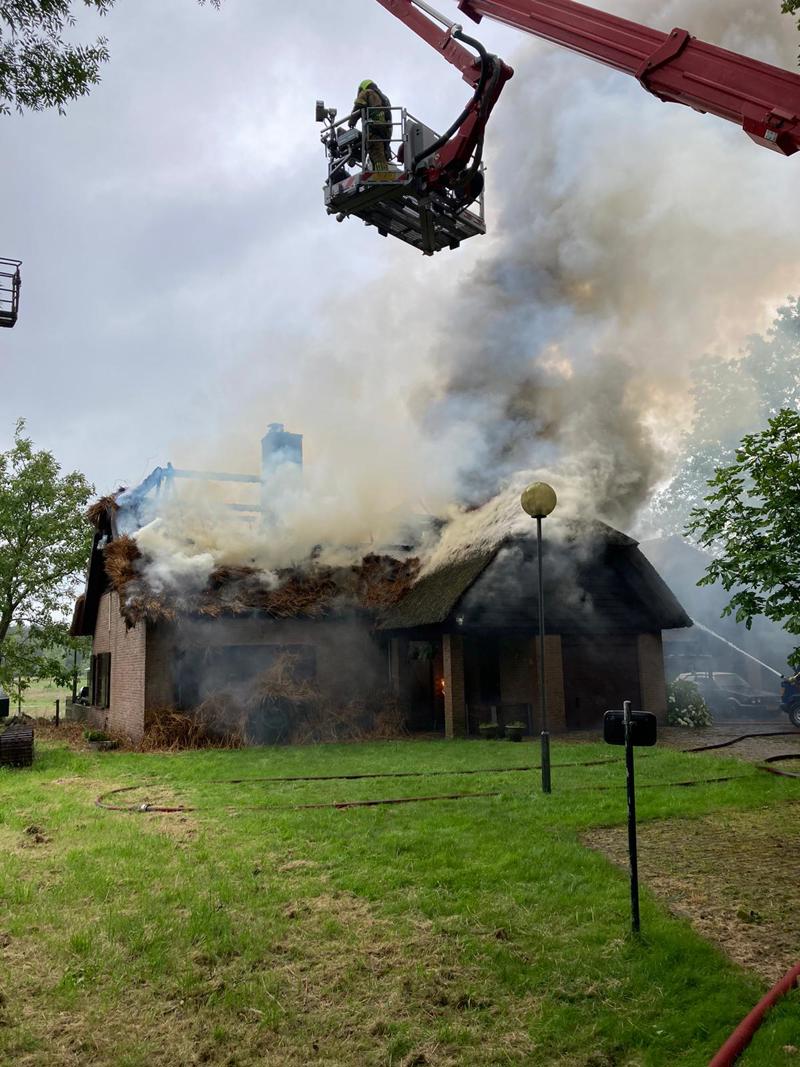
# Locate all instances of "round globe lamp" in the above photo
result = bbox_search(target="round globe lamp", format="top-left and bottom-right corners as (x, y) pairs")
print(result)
(521, 482), (557, 519)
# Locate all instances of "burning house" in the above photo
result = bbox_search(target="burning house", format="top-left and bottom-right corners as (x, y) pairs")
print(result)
(70, 427), (691, 744)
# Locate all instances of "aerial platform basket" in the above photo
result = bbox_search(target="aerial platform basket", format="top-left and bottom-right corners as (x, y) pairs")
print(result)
(318, 105), (486, 256)
(0, 258), (22, 328)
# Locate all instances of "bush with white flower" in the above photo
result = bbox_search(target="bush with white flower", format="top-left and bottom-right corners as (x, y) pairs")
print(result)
(667, 679), (713, 728)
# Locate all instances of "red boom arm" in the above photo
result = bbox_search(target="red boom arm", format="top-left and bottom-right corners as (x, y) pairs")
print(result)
(375, 0), (486, 86)
(456, 0), (800, 155)
(373, 0), (514, 178)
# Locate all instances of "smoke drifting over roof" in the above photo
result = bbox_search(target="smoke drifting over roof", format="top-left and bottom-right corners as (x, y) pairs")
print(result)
(422, 0), (800, 527)
(109, 0), (800, 585)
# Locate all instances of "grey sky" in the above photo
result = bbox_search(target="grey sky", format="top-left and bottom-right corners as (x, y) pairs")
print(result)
(0, 0), (520, 490)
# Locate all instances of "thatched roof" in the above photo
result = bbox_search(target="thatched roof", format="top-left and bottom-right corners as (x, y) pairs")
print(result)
(375, 548), (497, 631)
(379, 521), (690, 635)
(72, 494), (421, 632)
(73, 493), (689, 639)
(116, 553), (420, 627)
(85, 494), (120, 533)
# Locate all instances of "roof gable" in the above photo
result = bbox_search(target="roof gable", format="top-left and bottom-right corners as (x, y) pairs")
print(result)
(380, 522), (690, 633)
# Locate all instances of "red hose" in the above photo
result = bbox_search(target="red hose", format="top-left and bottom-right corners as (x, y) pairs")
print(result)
(709, 961), (800, 1066)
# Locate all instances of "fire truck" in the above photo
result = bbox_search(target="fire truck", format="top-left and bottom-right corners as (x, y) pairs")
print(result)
(318, 0), (800, 255)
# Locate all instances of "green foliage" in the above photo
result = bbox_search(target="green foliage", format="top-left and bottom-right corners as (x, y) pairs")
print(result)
(0, 419), (93, 694)
(688, 409), (800, 666)
(0, 0), (219, 114)
(83, 728), (108, 742)
(666, 679), (713, 728)
(651, 297), (800, 535)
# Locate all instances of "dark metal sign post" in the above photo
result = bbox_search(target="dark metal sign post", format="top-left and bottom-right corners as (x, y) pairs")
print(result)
(604, 701), (657, 937)
(623, 700), (640, 935)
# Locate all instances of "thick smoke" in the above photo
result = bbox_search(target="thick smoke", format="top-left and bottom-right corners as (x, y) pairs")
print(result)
(145, 0), (800, 584)
(422, 0), (800, 525)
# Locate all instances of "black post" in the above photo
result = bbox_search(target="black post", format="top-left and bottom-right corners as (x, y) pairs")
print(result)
(55, 699), (60, 727)
(624, 699), (641, 935)
(536, 516), (551, 794)
(71, 649), (78, 704)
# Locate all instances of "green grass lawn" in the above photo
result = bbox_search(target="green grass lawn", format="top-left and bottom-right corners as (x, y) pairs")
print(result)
(0, 737), (797, 1066)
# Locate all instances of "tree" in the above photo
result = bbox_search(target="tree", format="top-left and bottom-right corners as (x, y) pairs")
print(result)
(650, 297), (800, 536)
(0, 0), (218, 115)
(0, 420), (93, 695)
(687, 409), (800, 667)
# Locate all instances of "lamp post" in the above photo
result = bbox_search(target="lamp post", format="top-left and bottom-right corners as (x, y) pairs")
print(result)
(521, 481), (557, 794)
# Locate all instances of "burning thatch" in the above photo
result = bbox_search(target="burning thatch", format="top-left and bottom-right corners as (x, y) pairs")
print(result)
(85, 494), (120, 530)
(99, 521), (420, 629)
(103, 535), (141, 590)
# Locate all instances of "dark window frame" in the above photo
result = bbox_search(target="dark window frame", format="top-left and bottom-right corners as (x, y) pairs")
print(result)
(90, 652), (111, 709)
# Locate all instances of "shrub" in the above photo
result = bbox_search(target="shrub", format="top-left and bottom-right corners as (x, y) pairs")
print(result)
(84, 729), (109, 743)
(667, 679), (713, 728)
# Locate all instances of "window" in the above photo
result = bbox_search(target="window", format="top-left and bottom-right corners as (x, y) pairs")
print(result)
(90, 652), (111, 709)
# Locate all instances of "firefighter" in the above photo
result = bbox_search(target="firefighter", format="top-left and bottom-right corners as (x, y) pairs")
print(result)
(348, 79), (393, 171)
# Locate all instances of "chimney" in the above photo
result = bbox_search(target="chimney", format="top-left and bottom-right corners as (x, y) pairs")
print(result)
(261, 423), (303, 522)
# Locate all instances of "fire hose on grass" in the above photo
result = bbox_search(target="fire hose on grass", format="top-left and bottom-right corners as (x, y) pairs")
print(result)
(93, 732), (800, 812)
(709, 961), (800, 1067)
(93, 730), (800, 1064)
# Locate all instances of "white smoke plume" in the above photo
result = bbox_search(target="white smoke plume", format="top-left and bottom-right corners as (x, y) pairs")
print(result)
(135, 0), (800, 587)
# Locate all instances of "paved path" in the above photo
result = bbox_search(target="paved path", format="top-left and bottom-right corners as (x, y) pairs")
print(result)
(659, 724), (800, 763)
(569, 723), (800, 763)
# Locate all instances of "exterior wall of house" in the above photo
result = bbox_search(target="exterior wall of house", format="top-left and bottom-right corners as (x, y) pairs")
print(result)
(89, 592), (146, 742)
(637, 632), (668, 721)
(540, 635), (567, 733)
(159, 616), (390, 709)
(498, 637), (534, 706)
(145, 625), (176, 712)
(443, 634), (467, 739)
(497, 635), (567, 734)
(561, 634), (642, 731)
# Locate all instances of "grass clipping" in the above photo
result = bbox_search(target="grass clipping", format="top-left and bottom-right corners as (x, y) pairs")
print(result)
(142, 652), (406, 750)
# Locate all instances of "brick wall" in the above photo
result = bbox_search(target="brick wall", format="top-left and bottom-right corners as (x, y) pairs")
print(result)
(498, 637), (535, 707)
(637, 632), (668, 721)
(443, 634), (467, 739)
(90, 592), (146, 742)
(540, 635), (567, 733)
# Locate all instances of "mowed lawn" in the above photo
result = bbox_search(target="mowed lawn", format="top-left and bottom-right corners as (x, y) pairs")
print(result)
(0, 737), (798, 1066)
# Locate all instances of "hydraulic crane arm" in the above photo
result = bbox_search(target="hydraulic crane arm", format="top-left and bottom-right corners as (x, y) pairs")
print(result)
(375, 0), (487, 86)
(321, 0), (799, 255)
(373, 0), (514, 177)
(454, 0), (800, 156)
